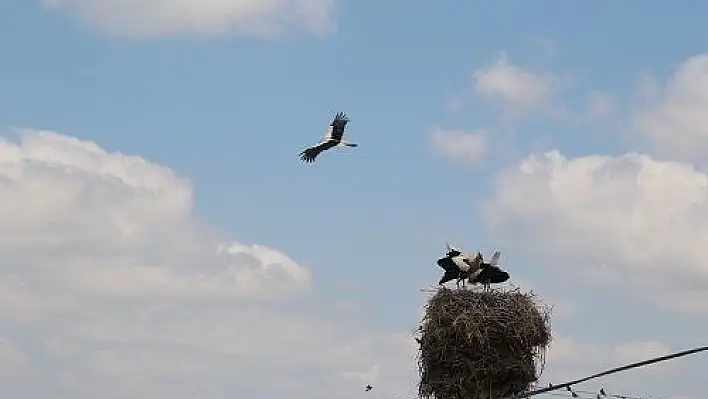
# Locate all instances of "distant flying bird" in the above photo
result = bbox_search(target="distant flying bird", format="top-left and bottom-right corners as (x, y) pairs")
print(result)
(436, 242), (483, 288)
(468, 250), (510, 291)
(299, 112), (357, 163)
(365, 385), (372, 392)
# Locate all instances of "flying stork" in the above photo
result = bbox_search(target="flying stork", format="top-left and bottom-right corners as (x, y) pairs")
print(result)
(299, 112), (358, 163)
(468, 250), (510, 291)
(436, 242), (484, 288)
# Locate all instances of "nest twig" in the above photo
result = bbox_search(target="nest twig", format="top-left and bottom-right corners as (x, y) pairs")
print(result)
(417, 286), (552, 399)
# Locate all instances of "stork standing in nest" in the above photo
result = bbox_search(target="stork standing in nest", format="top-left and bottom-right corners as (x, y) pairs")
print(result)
(468, 250), (510, 291)
(436, 242), (484, 288)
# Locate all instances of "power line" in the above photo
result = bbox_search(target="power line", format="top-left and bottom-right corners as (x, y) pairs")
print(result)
(508, 345), (708, 399)
(574, 388), (651, 399)
(538, 388), (691, 399)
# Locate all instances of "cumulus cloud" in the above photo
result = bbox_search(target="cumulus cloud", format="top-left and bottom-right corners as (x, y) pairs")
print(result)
(484, 149), (708, 313)
(0, 130), (310, 302)
(0, 129), (415, 399)
(512, 279), (576, 319)
(613, 340), (671, 364)
(543, 335), (676, 383)
(42, 0), (337, 38)
(632, 54), (708, 164)
(429, 127), (487, 167)
(531, 37), (557, 57)
(0, 339), (32, 379)
(545, 334), (603, 367)
(473, 52), (561, 117)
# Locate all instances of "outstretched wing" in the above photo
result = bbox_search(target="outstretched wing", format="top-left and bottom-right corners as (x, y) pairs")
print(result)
(489, 251), (501, 266)
(323, 112), (349, 142)
(463, 254), (481, 271)
(299, 141), (336, 163)
(474, 266), (509, 284)
(436, 258), (454, 272)
(299, 144), (324, 163)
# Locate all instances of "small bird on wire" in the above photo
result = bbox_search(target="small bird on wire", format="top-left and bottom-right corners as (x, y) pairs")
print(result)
(566, 386), (579, 398)
(299, 112), (357, 163)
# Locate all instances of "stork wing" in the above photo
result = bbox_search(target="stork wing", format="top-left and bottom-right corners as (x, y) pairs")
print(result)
(299, 141), (336, 163)
(462, 256), (481, 271)
(485, 266), (509, 284)
(470, 265), (509, 284)
(489, 251), (501, 266)
(323, 112), (349, 142)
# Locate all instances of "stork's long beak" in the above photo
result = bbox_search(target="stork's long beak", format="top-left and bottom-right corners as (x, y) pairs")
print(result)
(445, 241), (451, 252)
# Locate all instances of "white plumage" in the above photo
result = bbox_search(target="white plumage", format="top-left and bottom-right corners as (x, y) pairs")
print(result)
(299, 112), (358, 163)
(437, 242), (483, 287)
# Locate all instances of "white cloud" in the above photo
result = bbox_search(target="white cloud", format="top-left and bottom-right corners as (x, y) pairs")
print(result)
(512, 279), (577, 319)
(429, 127), (487, 167)
(0, 129), (415, 399)
(613, 340), (671, 364)
(612, 340), (679, 376)
(0, 130), (310, 303)
(543, 336), (676, 384)
(0, 339), (32, 378)
(531, 37), (557, 57)
(42, 0), (337, 38)
(545, 334), (603, 367)
(473, 52), (560, 117)
(484, 149), (708, 313)
(633, 54), (708, 164)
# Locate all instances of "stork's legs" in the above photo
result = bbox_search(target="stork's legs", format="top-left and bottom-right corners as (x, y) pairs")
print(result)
(456, 275), (468, 289)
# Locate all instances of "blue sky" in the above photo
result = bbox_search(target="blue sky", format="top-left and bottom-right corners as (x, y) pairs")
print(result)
(2, 1), (708, 399)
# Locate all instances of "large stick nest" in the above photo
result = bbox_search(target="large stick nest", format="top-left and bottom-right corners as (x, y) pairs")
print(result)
(417, 286), (552, 399)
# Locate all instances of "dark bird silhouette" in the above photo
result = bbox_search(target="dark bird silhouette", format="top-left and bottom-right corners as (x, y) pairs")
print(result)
(436, 242), (483, 288)
(365, 385), (372, 392)
(299, 112), (357, 163)
(600, 388), (606, 396)
(468, 251), (510, 290)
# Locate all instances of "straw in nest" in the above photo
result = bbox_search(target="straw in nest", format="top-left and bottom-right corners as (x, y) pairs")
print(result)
(418, 286), (552, 399)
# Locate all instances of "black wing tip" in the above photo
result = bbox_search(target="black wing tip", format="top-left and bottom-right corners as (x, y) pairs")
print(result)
(299, 150), (317, 163)
(334, 111), (350, 122)
(299, 156), (315, 163)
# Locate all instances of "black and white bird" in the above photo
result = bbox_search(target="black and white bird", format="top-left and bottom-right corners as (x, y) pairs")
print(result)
(468, 250), (510, 291)
(436, 242), (483, 288)
(299, 112), (357, 163)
